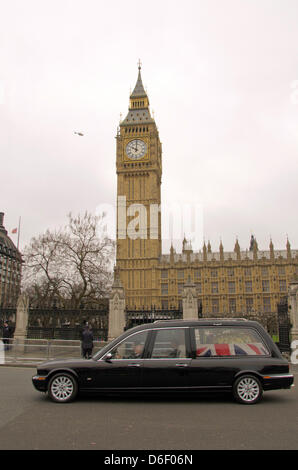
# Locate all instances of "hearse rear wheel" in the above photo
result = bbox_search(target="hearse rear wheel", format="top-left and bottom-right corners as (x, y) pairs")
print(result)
(233, 375), (263, 405)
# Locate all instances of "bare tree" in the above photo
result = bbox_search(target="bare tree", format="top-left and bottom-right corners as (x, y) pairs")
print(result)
(22, 212), (115, 308)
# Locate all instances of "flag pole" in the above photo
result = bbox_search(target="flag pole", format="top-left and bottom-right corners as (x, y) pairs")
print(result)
(17, 216), (21, 250)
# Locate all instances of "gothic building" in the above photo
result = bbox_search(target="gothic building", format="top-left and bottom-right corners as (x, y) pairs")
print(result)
(0, 212), (22, 308)
(115, 65), (298, 319)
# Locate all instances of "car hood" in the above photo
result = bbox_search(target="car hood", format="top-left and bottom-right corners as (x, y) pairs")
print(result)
(37, 358), (94, 370)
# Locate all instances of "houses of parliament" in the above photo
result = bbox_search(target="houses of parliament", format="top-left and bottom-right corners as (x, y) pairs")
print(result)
(115, 63), (298, 319)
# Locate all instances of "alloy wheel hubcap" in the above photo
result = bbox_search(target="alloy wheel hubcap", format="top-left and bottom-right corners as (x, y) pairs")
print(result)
(237, 377), (260, 402)
(51, 376), (74, 401)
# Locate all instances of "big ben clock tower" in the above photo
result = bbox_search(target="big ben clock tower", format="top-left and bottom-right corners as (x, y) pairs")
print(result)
(116, 62), (162, 309)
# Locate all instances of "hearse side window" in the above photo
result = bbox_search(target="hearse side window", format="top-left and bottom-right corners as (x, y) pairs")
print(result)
(151, 328), (187, 359)
(109, 331), (148, 359)
(194, 327), (269, 357)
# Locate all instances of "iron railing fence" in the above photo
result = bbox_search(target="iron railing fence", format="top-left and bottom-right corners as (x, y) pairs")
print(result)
(27, 326), (108, 341)
(0, 308), (16, 328)
(277, 298), (291, 353)
(0, 338), (108, 365)
(125, 308), (183, 329)
(0, 306), (109, 341)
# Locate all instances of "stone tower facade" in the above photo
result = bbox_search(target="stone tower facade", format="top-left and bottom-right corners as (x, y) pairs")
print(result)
(0, 212), (22, 308)
(116, 64), (162, 309)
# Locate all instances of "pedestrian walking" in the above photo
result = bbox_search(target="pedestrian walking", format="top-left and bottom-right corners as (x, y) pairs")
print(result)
(81, 324), (93, 359)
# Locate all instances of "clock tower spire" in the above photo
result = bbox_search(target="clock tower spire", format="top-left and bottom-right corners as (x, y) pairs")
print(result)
(116, 63), (162, 309)
(130, 59), (147, 98)
(122, 61), (154, 126)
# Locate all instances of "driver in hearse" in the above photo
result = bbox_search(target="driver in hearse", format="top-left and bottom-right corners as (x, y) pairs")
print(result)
(129, 342), (144, 359)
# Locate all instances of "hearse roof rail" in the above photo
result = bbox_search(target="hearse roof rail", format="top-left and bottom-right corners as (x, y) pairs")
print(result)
(153, 318), (249, 324)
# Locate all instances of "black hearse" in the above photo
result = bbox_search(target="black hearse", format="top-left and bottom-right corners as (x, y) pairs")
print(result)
(32, 319), (294, 404)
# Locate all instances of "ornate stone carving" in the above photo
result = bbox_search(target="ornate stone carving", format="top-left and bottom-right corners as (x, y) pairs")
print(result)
(17, 293), (29, 314)
(108, 277), (126, 340)
(289, 280), (298, 341)
(14, 293), (30, 337)
(182, 278), (198, 320)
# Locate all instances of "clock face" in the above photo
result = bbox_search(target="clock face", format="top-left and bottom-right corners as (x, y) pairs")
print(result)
(126, 139), (147, 160)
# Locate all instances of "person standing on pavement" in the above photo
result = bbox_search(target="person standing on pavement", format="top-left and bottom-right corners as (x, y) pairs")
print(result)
(81, 324), (94, 359)
(2, 321), (13, 351)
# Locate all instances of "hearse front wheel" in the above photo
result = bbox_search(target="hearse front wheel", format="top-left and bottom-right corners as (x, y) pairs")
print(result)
(48, 373), (78, 403)
(233, 375), (263, 405)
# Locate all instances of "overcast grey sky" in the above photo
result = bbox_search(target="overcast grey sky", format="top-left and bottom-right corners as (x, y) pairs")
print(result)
(1, 0), (298, 254)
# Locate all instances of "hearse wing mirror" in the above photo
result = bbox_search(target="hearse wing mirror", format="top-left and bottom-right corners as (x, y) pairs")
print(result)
(105, 352), (113, 362)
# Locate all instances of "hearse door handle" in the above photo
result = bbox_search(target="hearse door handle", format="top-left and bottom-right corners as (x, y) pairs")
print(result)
(176, 363), (189, 367)
(128, 363), (141, 367)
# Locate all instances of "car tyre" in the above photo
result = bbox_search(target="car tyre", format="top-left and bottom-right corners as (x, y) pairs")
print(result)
(233, 374), (263, 405)
(48, 372), (78, 403)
